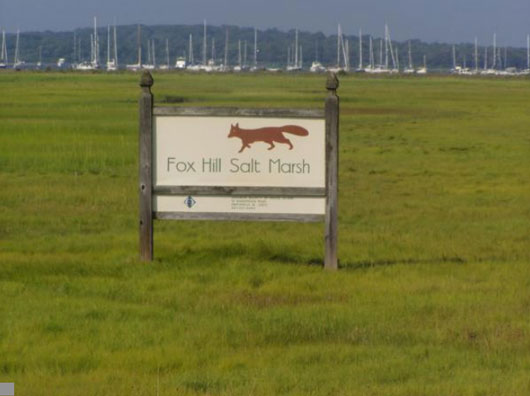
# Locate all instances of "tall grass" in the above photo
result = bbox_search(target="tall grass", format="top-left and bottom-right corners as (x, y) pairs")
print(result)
(0, 72), (529, 395)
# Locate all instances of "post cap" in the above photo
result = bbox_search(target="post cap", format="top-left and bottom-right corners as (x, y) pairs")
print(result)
(326, 73), (339, 91)
(140, 70), (154, 88)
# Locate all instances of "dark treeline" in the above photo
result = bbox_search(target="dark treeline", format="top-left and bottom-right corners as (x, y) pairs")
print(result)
(2, 24), (529, 70)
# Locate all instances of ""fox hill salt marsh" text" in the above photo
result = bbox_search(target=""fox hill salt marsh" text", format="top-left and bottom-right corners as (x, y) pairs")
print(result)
(166, 157), (311, 174)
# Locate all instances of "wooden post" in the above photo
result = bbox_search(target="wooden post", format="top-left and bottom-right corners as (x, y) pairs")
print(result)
(325, 73), (339, 270)
(139, 71), (154, 261)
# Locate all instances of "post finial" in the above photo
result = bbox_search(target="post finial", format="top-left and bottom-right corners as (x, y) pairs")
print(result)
(326, 73), (339, 92)
(140, 70), (154, 88)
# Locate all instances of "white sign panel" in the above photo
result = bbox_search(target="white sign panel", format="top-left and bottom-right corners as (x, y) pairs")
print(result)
(153, 116), (325, 215)
(154, 116), (325, 188)
(154, 196), (325, 215)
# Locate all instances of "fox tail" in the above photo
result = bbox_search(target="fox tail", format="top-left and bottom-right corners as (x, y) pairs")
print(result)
(280, 125), (309, 136)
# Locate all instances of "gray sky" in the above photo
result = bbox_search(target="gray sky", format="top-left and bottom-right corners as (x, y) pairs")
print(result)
(1, 0), (529, 46)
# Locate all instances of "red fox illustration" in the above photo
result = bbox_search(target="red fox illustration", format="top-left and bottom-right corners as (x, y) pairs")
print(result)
(228, 123), (309, 153)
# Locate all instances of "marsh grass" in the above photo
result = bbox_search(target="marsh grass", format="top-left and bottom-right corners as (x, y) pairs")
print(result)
(0, 72), (529, 395)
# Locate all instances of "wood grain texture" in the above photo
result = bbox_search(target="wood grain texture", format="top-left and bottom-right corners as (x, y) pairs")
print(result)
(154, 212), (324, 223)
(153, 106), (325, 119)
(324, 73), (339, 270)
(153, 186), (326, 197)
(139, 71), (154, 261)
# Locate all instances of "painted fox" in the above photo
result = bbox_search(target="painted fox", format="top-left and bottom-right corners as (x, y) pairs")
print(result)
(228, 123), (309, 153)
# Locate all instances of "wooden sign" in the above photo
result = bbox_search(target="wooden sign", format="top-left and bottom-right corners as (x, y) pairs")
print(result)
(139, 71), (339, 269)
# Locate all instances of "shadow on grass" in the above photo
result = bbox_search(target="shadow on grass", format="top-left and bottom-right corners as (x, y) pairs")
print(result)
(339, 256), (467, 271)
(161, 240), (473, 271)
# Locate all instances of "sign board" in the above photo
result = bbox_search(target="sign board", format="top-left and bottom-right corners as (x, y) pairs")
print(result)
(153, 116), (326, 217)
(139, 72), (339, 269)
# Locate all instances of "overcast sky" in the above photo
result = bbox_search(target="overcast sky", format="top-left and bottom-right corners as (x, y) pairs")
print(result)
(1, 0), (529, 46)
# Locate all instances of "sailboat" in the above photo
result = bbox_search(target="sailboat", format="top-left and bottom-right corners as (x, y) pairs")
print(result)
(126, 25), (142, 71)
(36, 46), (42, 68)
(250, 27), (260, 71)
(327, 23), (348, 72)
(106, 22), (118, 71)
(385, 24), (398, 73)
(364, 35), (375, 72)
(141, 39), (155, 70)
(233, 39), (242, 72)
(355, 28), (364, 72)
(450, 44), (461, 74)
(221, 28), (229, 71)
(310, 39), (325, 72)
(182, 33), (196, 70)
(91, 17), (99, 69)
(287, 29), (302, 71)
(175, 44), (187, 70)
(159, 38), (170, 70)
(76, 17), (99, 70)
(404, 41), (415, 73)
(0, 29), (8, 68)
(522, 35), (530, 75)
(198, 19), (212, 71)
(416, 55), (427, 74)
(472, 37), (479, 75)
(482, 33), (498, 75)
(13, 29), (25, 69)
(74, 32), (93, 71)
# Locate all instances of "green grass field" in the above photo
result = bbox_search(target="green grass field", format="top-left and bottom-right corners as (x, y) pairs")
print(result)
(1, 71), (529, 395)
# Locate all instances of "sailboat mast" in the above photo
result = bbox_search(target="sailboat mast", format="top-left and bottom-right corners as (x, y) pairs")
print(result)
(474, 37), (478, 72)
(166, 38), (170, 68)
(1, 30), (7, 64)
(243, 40), (247, 67)
(527, 34), (529, 70)
(386, 26), (396, 69)
(452, 45), (456, 69)
(113, 22), (118, 66)
(224, 28), (229, 67)
(15, 29), (20, 65)
(147, 39), (151, 64)
(73, 31), (77, 63)
(369, 35), (374, 68)
(337, 24), (341, 67)
(202, 20), (207, 66)
(93, 17), (98, 66)
(1, 30), (5, 64)
(358, 28), (363, 69)
(492, 33), (497, 69)
(343, 39), (350, 71)
(384, 24), (389, 69)
(253, 27), (257, 68)
(408, 41), (412, 69)
(339, 30), (347, 69)
(294, 29), (299, 68)
(238, 40), (241, 67)
(188, 34), (193, 64)
(106, 26), (112, 67)
(90, 34), (94, 64)
(152, 39), (156, 67)
(137, 25), (141, 66)
(379, 38), (383, 67)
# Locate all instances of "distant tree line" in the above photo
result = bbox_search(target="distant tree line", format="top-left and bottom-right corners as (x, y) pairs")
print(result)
(2, 24), (529, 70)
